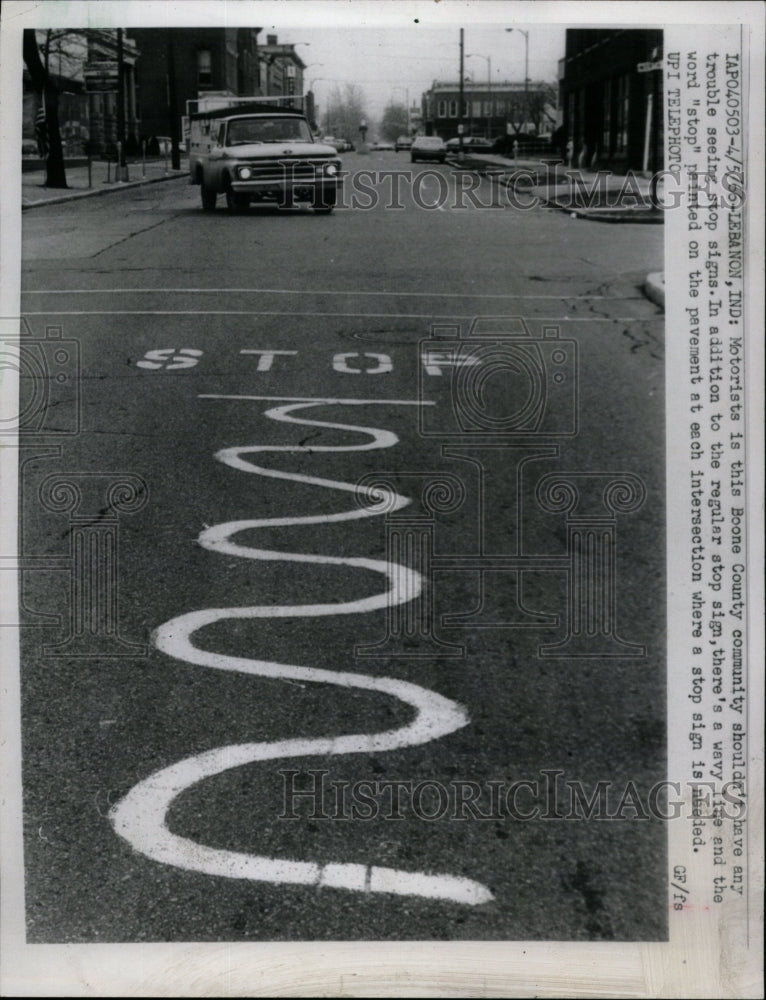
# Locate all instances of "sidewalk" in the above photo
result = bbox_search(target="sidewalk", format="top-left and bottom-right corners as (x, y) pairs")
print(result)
(21, 156), (189, 209)
(455, 153), (664, 223)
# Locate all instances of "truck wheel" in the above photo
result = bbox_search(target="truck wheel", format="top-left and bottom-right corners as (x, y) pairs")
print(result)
(225, 183), (249, 213)
(201, 182), (217, 211)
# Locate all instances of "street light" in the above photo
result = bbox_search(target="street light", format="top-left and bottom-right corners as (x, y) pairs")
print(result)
(506, 28), (529, 133)
(467, 53), (491, 139)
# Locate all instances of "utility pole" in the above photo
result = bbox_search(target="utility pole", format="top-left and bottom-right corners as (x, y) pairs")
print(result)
(166, 29), (180, 170)
(394, 86), (411, 134)
(487, 58), (491, 140)
(116, 28), (126, 169)
(524, 33), (528, 130)
(459, 28), (464, 157)
(506, 28), (529, 134)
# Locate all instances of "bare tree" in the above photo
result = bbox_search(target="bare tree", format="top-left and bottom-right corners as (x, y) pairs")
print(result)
(23, 28), (68, 187)
(380, 101), (408, 142)
(322, 83), (368, 141)
(507, 81), (558, 136)
(525, 82), (558, 134)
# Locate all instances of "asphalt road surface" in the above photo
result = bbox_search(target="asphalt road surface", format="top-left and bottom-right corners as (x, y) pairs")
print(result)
(18, 151), (666, 942)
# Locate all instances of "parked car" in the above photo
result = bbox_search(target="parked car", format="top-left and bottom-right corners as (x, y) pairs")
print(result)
(410, 135), (447, 163)
(395, 135), (413, 151)
(333, 138), (355, 152)
(445, 135), (494, 152)
(371, 140), (394, 151)
(22, 139), (39, 157)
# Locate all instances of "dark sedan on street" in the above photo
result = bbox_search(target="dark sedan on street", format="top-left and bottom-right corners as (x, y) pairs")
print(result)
(410, 135), (447, 163)
(445, 135), (494, 152)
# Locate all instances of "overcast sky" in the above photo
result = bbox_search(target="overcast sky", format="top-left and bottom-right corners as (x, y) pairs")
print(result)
(9, 0), (572, 128)
(8, 0), (685, 131)
(272, 24), (567, 123)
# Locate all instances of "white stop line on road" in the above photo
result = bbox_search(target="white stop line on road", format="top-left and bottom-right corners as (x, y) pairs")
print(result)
(109, 395), (493, 907)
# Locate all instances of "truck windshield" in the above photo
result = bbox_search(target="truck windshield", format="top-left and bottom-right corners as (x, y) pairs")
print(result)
(227, 118), (313, 145)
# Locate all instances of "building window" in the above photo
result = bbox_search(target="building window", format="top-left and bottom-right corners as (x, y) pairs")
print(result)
(449, 99), (458, 117)
(438, 100), (447, 118)
(197, 49), (212, 86)
(615, 74), (629, 154)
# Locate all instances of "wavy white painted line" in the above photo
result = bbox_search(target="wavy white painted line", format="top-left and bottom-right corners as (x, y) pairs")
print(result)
(110, 398), (492, 906)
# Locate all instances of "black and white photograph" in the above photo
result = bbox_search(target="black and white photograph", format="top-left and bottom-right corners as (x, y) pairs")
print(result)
(0, 1), (762, 996)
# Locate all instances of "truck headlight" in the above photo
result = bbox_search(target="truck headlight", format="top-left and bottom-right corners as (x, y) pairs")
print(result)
(324, 163), (338, 176)
(238, 166), (252, 180)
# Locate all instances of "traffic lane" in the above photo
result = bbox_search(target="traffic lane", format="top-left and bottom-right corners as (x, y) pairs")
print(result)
(24, 649), (665, 942)
(17, 300), (663, 474)
(21, 162), (664, 302)
(21, 176), (193, 263)
(18, 154), (656, 937)
(20, 284), (662, 326)
(18, 305), (664, 634)
(22, 472), (665, 941)
(20, 307), (664, 940)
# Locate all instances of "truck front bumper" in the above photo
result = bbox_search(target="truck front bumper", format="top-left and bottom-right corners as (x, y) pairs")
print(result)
(230, 177), (342, 201)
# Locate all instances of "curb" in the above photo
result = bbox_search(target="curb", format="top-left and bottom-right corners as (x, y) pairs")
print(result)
(441, 159), (663, 223)
(21, 170), (188, 210)
(644, 272), (665, 310)
(561, 206), (664, 224)
(446, 156), (545, 176)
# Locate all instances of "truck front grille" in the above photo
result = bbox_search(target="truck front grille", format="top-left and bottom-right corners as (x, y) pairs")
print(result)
(240, 160), (331, 182)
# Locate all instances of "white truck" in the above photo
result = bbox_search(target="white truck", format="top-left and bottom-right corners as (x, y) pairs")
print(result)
(187, 98), (342, 213)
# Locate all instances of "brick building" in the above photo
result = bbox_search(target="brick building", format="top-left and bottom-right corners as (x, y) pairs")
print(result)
(257, 35), (306, 100)
(421, 80), (555, 142)
(23, 27), (308, 158)
(558, 29), (663, 173)
(130, 28), (262, 148)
